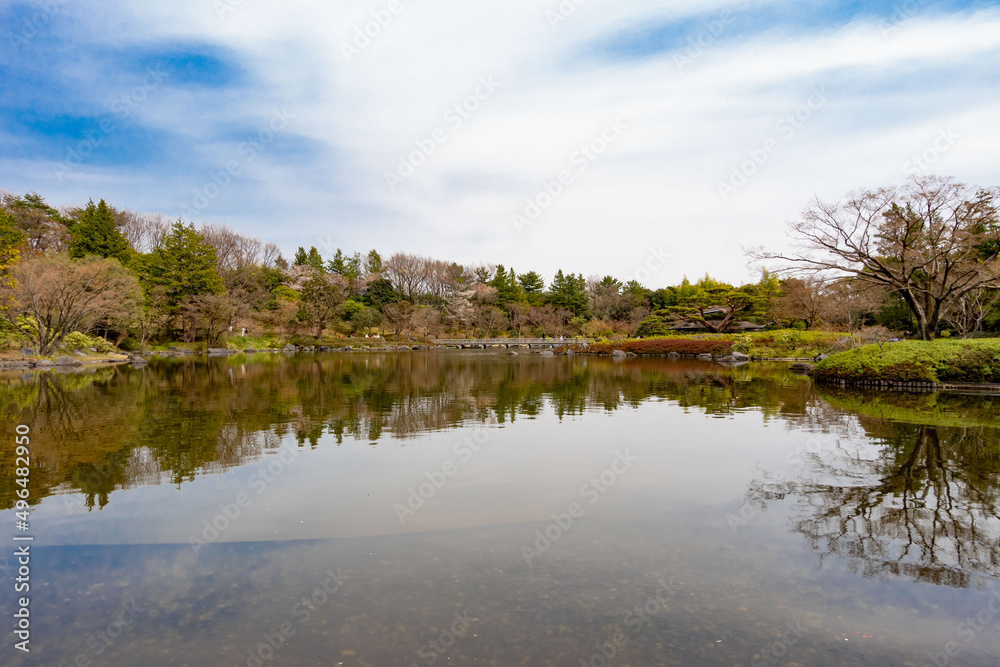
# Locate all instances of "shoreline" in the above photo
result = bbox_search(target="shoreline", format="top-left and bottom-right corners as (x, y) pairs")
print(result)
(5, 345), (999, 395)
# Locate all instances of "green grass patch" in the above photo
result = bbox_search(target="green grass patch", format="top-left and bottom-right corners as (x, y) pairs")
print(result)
(226, 334), (284, 350)
(812, 339), (1000, 384)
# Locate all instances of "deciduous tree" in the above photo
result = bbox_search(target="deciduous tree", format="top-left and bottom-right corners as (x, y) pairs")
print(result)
(3, 255), (141, 355)
(752, 176), (1000, 340)
(297, 272), (347, 338)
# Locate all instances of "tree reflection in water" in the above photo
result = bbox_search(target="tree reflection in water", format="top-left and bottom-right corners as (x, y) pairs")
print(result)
(750, 389), (1000, 590)
(1, 354), (813, 510)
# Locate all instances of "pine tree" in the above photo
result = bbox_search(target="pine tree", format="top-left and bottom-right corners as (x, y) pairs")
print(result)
(144, 222), (224, 311)
(327, 249), (346, 274)
(548, 270), (589, 317)
(518, 271), (545, 305)
(68, 199), (131, 265)
(306, 246), (325, 271)
(364, 249), (383, 275)
(293, 247), (308, 266)
(490, 265), (524, 305)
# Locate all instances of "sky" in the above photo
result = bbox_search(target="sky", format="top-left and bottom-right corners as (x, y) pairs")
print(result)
(1, 0), (999, 288)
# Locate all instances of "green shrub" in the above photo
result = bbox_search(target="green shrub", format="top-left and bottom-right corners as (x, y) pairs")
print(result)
(60, 332), (114, 353)
(812, 339), (1000, 384)
(272, 285), (300, 302)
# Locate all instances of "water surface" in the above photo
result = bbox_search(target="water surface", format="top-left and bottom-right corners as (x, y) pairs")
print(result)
(2, 352), (999, 665)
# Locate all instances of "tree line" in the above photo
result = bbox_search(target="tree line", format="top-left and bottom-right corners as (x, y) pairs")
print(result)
(1, 175), (998, 355)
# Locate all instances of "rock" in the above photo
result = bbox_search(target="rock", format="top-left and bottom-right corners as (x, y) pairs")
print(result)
(20, 347), (35, 357)
(696, 353), (713, 360)
(398, 345), (411, 351)
(667, 352), (681, 358)
(539, 350), (555, 356)
(54, 356), (83, 366)
(282, 345), (297, 352)
(245, 348), (258, 353)
(732, 351), (751, 361)
(508, 351), (519, 356)
(88, 347), (98, 352)
(207, 348), (231, 356)
(716, 355), (737, 362)
(35, 359), (54, 368)
(814, 353), (830, 362)
(789, 362), (814, 372)
(74, 350), (88, 357)
(565, 349), (575, 356)
(611, 349), (628, 358)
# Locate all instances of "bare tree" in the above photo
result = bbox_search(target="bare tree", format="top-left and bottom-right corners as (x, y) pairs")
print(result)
(384, 253), (429, 302)
(200, 223), (280, 274)
(412, 306), (442, 340)
(825, 281), (886, 347)
(182, 293), (249, 345)
(3, 255), (142, 354)
(382, 301), (414, 339)
(751, 176), (1000, 340)
(117, 210), (171, 253)
(943, 287), (1000, 338)
(475, 305), (506, 338)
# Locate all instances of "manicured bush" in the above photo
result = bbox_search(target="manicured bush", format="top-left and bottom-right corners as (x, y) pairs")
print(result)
(811, 340), (1000, 384)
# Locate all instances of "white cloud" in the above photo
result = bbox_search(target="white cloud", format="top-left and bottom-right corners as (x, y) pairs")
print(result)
(5, 1), (1000, 286)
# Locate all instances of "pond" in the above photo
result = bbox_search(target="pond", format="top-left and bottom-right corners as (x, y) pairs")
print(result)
(2, 352), (999, 666)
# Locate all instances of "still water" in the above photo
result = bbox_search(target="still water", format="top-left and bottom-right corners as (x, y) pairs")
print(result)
(2, 352), (999, 666)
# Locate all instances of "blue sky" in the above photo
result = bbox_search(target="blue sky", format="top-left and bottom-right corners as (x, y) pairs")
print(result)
(1, 0), (999, 286)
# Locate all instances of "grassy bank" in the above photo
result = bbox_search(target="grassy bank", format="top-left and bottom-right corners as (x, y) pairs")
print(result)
(811, 339), (1000, 384)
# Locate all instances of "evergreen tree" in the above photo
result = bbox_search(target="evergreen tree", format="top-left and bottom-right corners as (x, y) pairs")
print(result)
(327, 249), (346, 274)
(306, 246), (325, 271)
(68, 199), (131, 265)
(548, 270), (590, 317)
(363, 277), (401, 308)
(364, 249), (383, 275)
(518, 271), (545, 293)
(490, 265), (524, 305)
(144, 222), (224, 312)
(293, 247), (308, 266)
